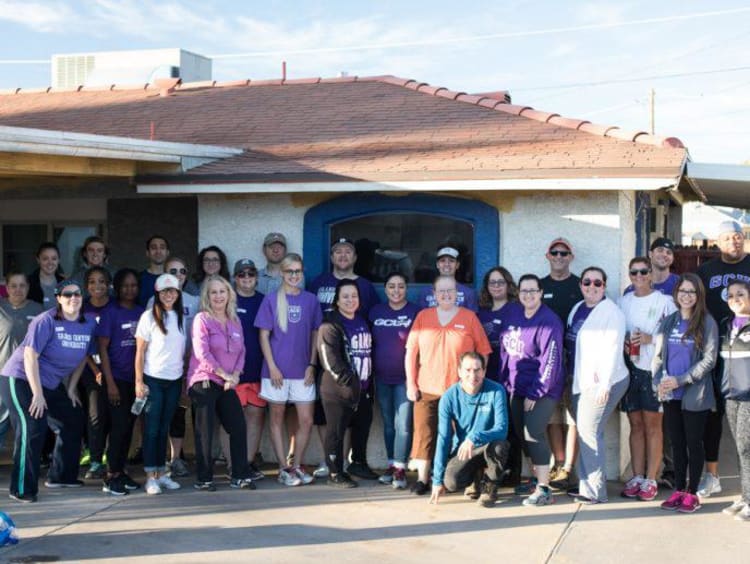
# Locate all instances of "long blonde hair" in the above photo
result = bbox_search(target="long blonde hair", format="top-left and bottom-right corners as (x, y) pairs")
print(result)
(200, 274), (238, 322)
(277, 253), (303, 333)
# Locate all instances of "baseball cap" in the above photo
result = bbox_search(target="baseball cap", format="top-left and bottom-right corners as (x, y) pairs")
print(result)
(436, 247), (460, 260)
(264, 232), (287, 247)
(54, 279), (83, 296)
(233, 259), (257, 275)
(154, 273), (180, 292)
(331, 238), (356, 251)
(650, 237), (675, 252)
(547, 237), (573, 253)
(717, 220), (743, 236)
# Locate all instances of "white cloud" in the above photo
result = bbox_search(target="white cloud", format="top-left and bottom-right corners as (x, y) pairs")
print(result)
(0, 1), (76, 32)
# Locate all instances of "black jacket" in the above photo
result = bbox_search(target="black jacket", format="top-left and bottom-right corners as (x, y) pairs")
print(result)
(317, 317), (361, 406)
(27, 268), (64, 305)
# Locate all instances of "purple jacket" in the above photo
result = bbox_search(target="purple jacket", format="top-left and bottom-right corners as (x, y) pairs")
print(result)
(187, 312), (245, 389)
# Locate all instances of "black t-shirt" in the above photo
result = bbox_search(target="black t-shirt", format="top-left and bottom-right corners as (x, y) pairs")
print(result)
(541, 274), (583, 325)
(697, 255), (750, 331)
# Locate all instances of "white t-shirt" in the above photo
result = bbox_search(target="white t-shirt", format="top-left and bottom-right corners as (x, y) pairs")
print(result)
(618, 291), (676, 371)
(147, 292), (199, 349)
(135, 309), (186, 380)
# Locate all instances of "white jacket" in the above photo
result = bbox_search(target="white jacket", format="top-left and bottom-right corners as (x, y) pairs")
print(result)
(568, 298), (629, 395)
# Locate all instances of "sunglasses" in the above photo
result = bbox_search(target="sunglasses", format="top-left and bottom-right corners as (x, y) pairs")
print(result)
(283, 269), (303, 276)
(629, 268), (651, 276)
(549, 250), (571, 257)
(168, 268), (188, 275)
(236, 271), (256, 278)
(581, 279), (605, 288)
(60, 290), (82, 298)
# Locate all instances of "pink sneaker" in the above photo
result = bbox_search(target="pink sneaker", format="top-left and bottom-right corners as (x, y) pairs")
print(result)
(677, 493), (701, 513)
(637, 479), (658, 501)
(621, 475), (643, 498)
(660, 490), (684, 511)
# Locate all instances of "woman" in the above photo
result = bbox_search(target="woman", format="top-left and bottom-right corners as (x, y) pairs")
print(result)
(135, 273), (186, 495)
(0, 273), (43, 447)
(499, 273), (564, 506)
(97, 268), (144, 496)
(717, 280), (750, 521)
(28, 242), (65, 310)
(618, 257), (676, 501)
(188, 275), (254, 491)
(565, 267), (629, 504)
(255, 253), (322, 487)
(406, 275), (492, 495)
(652, 273), (717, 513)
(191, 246), (230, 292)
(478, 267), (520, 382)
(79, 266), (113, 480)
(0, 279), (97, 502)
(369, 273), (420, 489)
(319, 279), (375, 487)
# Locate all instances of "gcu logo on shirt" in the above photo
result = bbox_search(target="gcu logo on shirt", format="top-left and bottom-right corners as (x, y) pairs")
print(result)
(288, 305), (302, 323)
(502, 326), (525, 358)
(373, 317), (412, 328)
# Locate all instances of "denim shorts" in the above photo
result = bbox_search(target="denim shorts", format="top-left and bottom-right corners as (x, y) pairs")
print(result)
(620, 367), (661, 413)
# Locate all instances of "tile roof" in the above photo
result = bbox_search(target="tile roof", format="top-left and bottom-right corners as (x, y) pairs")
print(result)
(0, 75), (687, 182)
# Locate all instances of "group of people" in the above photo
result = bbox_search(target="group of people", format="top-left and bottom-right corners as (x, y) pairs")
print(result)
(1, 222), (749, 523)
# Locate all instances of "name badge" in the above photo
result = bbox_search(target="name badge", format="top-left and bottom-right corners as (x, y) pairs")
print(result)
(121, 323), (133, 330)
(543, 293), (553, 299)
(454, 324), (465, 329)
(55, 326), (65, 332)
(237, 308), (247, 314)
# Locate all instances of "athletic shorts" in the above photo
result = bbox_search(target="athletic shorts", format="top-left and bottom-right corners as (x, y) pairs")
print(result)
(259, 377), (315, 404)
(620, 367), (661, 413)
(235, 382), (267, 408)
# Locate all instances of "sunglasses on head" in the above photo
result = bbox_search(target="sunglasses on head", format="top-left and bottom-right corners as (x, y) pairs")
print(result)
(60, 290), (82, 298)
(581, 278), (604, 288)
(549, 250), (571, 257)
(629, 268), (651, 276)
(168, 268), (187, 275)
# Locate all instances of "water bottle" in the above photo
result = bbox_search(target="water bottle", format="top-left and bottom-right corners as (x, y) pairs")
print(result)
(131, 387), (149, 415)
(0, 512), (18, 546)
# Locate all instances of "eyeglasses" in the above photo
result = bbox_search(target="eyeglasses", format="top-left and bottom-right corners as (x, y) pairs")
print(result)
(677, 289), (697, 296)
(435, 289), (456, 294)
(629, 268), (651, 276)
(168, 268), (187, 275)
(519, 289), (542, 295)
(60, 290), (82, 298)
(549, 250), (571, 257)
(488, 279), (507, 287)
(581, 279), (605, 288)
(283, 269), (303, 276)
(236, 271), (256, 278)
(202, 257), (220, 263)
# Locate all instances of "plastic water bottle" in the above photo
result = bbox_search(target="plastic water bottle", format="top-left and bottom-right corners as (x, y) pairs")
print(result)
(131, 389), (149, 415)
(0, 512), (19, 546)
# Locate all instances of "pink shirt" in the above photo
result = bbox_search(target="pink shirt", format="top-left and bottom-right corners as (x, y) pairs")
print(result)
(187, 312), (245, 388)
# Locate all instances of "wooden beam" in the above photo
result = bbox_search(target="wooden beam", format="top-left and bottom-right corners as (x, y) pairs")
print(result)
(0, 152), (180, 177)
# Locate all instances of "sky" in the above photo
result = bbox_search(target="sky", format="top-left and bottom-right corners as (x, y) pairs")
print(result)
(0, 0), (749, 164)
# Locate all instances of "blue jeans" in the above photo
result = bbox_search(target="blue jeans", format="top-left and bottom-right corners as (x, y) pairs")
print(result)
(375, 382), (413, 464)
(143, 376), (181, 473)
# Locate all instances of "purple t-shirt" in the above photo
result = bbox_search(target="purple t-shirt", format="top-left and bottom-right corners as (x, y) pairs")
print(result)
(254, 290), (323, 380)
(237, 292), (264, 383)
(307, 273), (380, 318)
(666, 319), (693, 401)
(1, 308), (97, 389)
(96, 302), (144, 382)
(84, 299), (112, 324)
(418, 282), (479, 312)
(368, 302), (420, 385)
(565, 303), (595, 377)
(339, 314), (372, 390)
(479, 302), (522, 382)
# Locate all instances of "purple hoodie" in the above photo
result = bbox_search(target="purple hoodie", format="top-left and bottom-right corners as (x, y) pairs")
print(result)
(187, 312), (245, 389)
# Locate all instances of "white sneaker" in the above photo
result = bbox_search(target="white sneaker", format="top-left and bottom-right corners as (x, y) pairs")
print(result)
(294, 466), (314, 485)
(158, 474), (181, 490)
(723, 499), (747, 516)
(735, 505), (750, 522)
(278, 468), (302, 487)
(313, 462), (330, 479)
(696, 472), (722, 498)
(145, 477), (162, 495)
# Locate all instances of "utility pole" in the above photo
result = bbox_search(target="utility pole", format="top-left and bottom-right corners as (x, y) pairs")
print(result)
(649, 88), (655, 134)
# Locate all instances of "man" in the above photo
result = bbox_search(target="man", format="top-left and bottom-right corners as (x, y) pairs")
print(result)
(137, 235), (170, 307)
(696, 220), (750, 497)
(417, 246), (478, 311)
(541, 237), (581, 490)
(308, 238), (380, 317)
(624, 237), (679, 296)
(429, 352), (509, 508)
(257, 233), (303, 295)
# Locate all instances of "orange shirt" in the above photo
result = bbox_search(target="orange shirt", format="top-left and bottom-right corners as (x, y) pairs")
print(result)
(405, 307), (492, 396)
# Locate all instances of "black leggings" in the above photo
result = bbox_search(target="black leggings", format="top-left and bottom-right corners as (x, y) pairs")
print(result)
(663, 401), (708, 494)
(321, 379), (372, 474)
(106, 378), (136, 474)
(79, 368), (109, 464)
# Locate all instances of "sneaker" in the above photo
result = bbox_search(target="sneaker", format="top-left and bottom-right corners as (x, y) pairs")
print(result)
(248, 463), (265, 481)
(79, 448), (91, 467)
(723, 499), (747, 516)
(286, 453), (295, 467)
(102, 476), (128, 496)
(85, 462), (106, 480)
(392, 468), (408, 490)
(621, 475), (644, 498)
(9, 492), (37, 503)
(696, 472), (722, 498)
(145, 477), (162, 495)
(464, 473), (482, 500)
(313, 462), (330, 479)
(230, 478), (256, 490)
(549, 468), (571, 491)
(548, 463), (562, 482)
(637, 479), (658, 501)
(478, 480), (499, 508)
(411, 480), (430, 496)
(44, 479), (84, 488)
(278, 467), (302, 487)
(157, 474), (181, 490)
(660, 490), (684, 511)
(379, 466), (396, 484)
(194, 481), (217, 492)
(514, 477), (538, 495)
(677, 493), (701, 513)
(522, 485), (554, 506)
(293, 466), (314, 485)
(735, 505), (750, 522)
(168, 458), (190, 478)
(328, 472), (358, 488)
(347, 461), (379, 480)
(121, 473), (140, 491)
